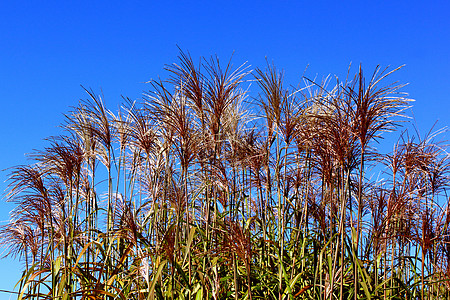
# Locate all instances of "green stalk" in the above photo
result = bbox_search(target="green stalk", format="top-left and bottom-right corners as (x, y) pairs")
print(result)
(275, 134), (284, 300)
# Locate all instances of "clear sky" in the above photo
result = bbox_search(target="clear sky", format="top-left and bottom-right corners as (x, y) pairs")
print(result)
(1, 0), (449, 294)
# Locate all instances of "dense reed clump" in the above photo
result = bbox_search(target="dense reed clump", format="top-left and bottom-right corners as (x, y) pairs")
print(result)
(2, 51), (450, 299)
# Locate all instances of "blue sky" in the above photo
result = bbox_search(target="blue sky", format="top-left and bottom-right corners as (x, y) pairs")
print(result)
(1, 0), (449, 294)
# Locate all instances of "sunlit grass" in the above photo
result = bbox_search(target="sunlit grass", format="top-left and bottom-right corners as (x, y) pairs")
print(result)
(1, 51), (449, 299)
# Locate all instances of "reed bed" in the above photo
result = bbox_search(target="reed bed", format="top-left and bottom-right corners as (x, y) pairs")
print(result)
(2, 51), (450, 299)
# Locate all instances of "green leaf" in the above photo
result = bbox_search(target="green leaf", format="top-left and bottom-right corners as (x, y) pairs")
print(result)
(195, 286), (203, 300)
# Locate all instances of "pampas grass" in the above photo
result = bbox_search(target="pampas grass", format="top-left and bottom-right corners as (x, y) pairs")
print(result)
(1, 51), (449, 299)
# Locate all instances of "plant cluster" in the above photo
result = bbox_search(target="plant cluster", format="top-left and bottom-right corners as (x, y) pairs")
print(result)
(2, 51), (450, 299)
